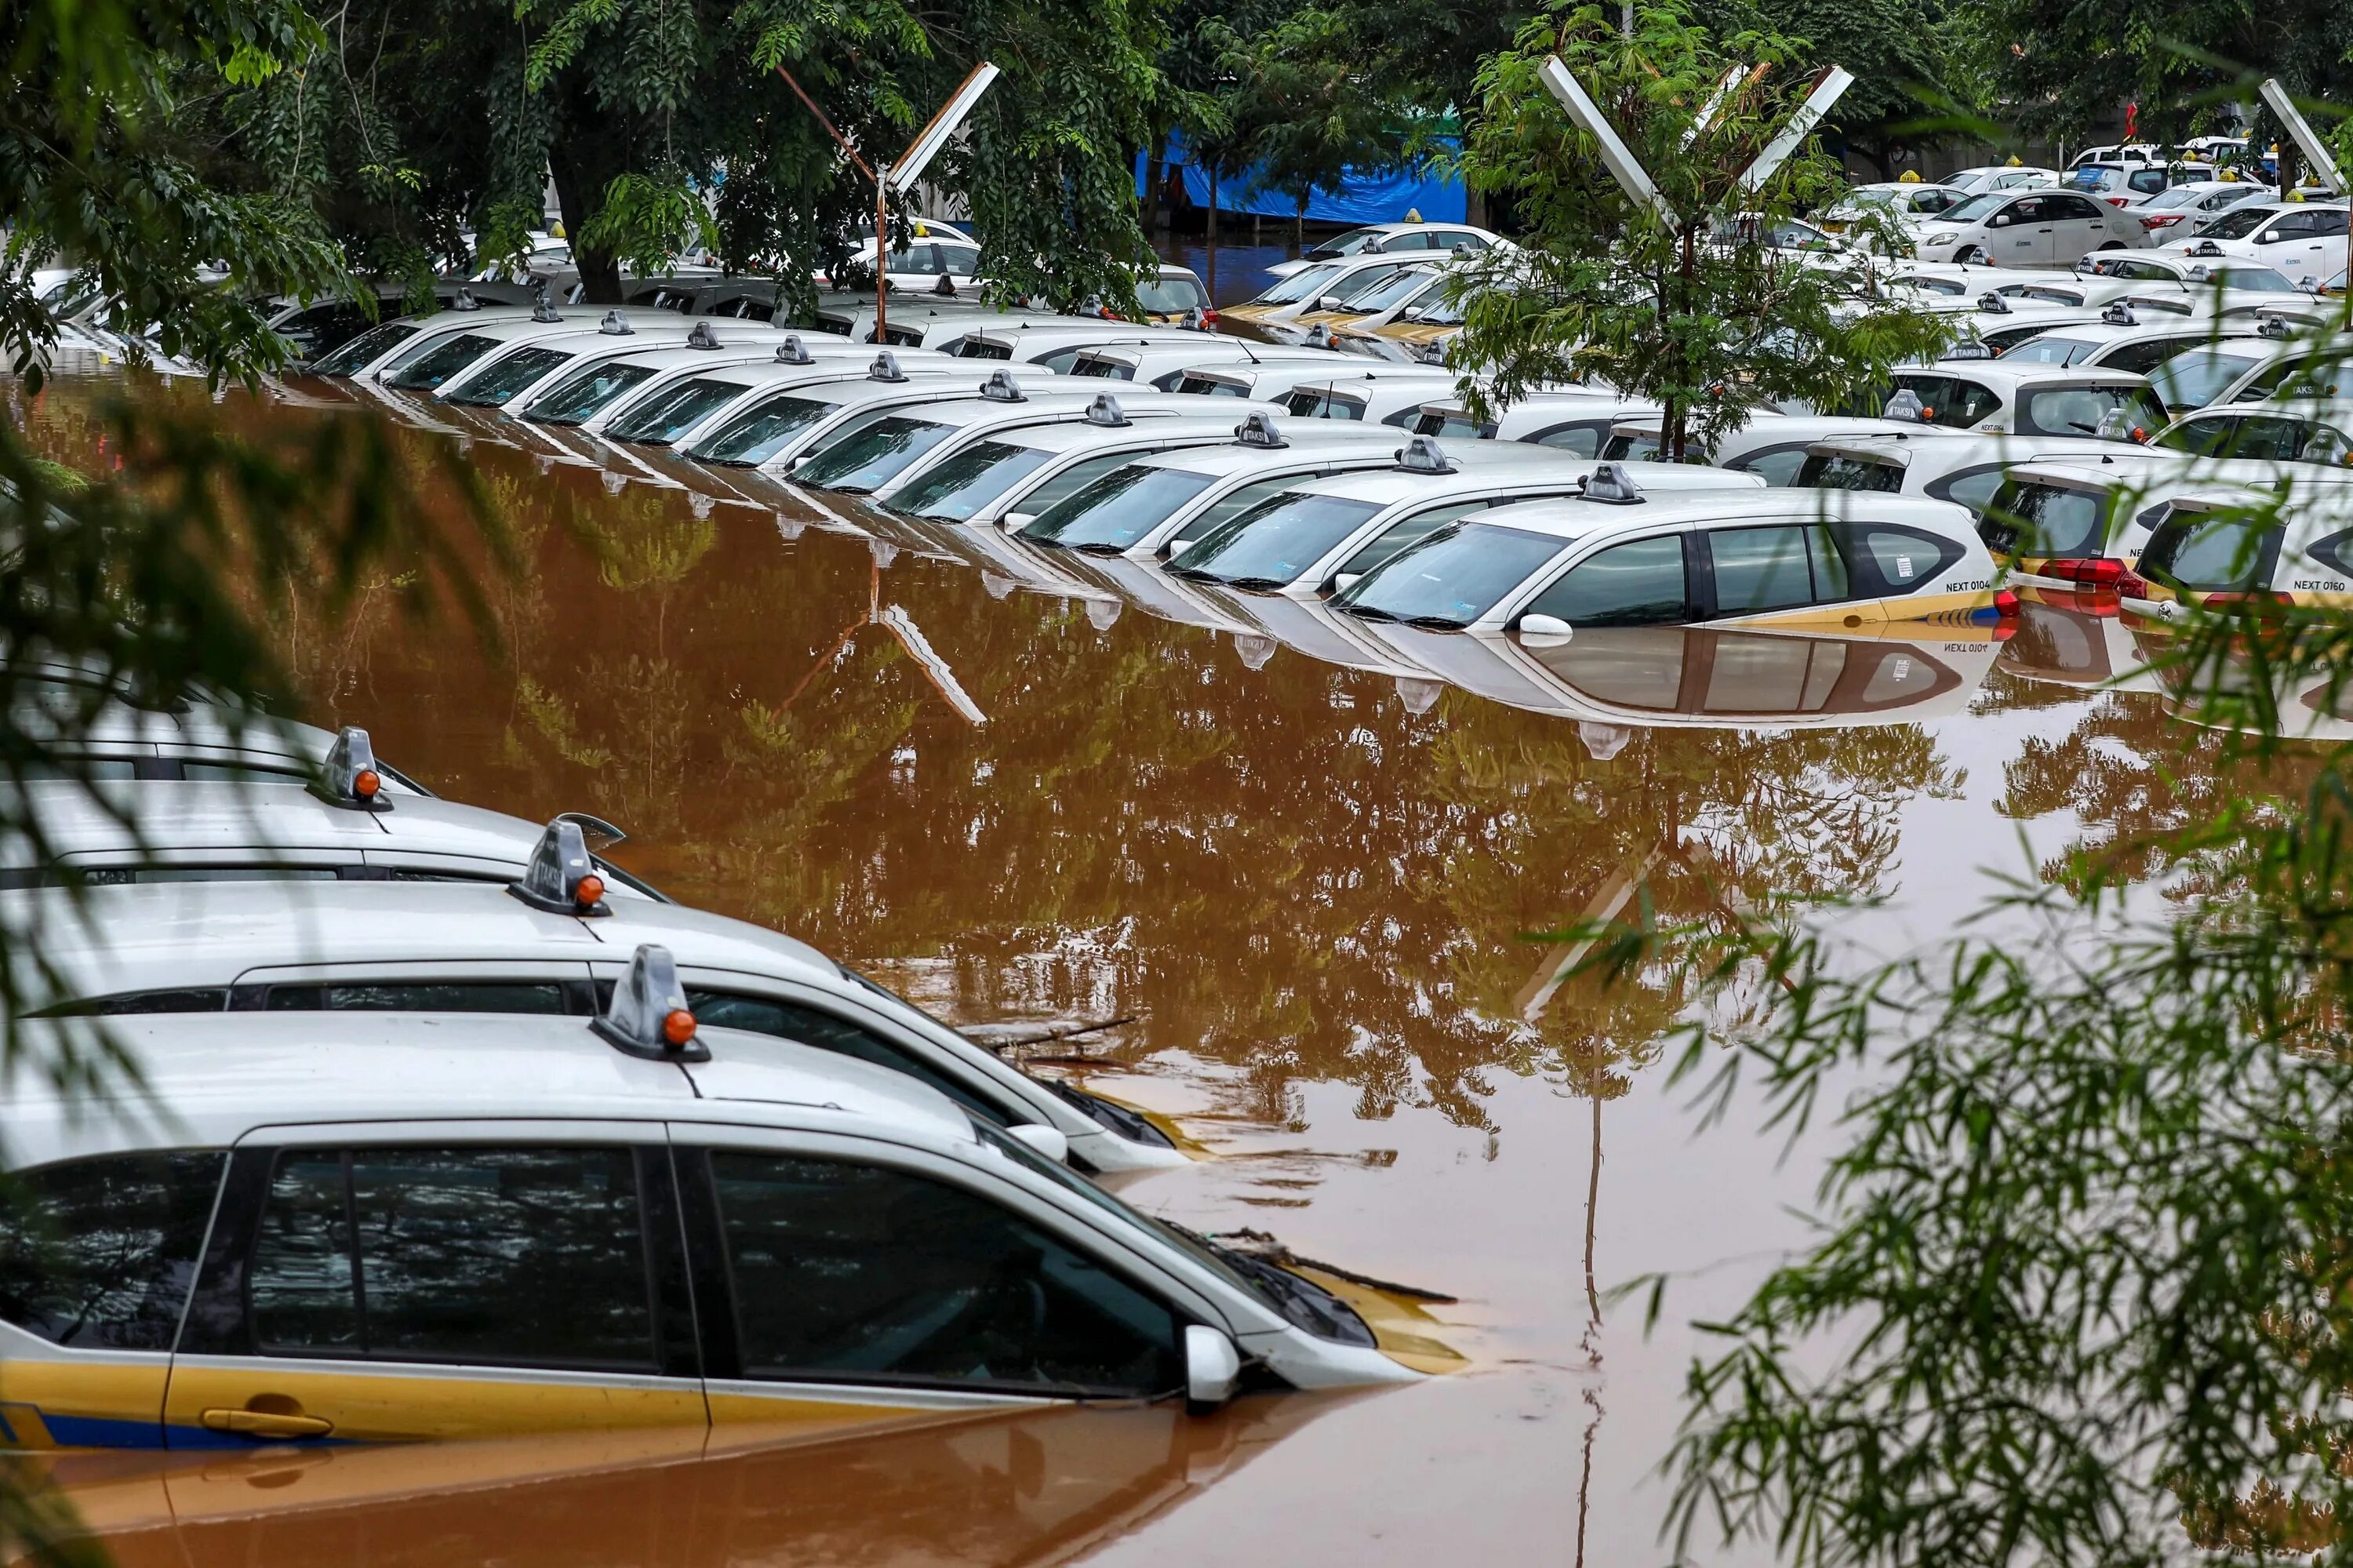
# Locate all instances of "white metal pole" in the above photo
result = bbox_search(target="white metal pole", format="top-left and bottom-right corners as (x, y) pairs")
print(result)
(1537, 55), (1671, 223)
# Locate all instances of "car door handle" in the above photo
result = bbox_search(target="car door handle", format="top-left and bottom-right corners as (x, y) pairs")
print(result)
(202, 1406), (334, 1439)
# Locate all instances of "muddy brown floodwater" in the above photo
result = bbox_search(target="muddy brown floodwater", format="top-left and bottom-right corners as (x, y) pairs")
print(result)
(13, 372), (2268, 1566)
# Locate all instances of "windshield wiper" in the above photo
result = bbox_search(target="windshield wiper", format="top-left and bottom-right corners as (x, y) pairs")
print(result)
(1341, 604), (1398, 621)
(1072, 541), (1127, 555)
(1221, 575), (1292, 592)
(1405, 614), (1467, 630)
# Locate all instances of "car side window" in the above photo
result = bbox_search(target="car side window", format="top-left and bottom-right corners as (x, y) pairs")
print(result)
(2102, 337), (2198, 377)
(1523, 535), (1690, 626)
(0, 1151), (224, 1349)
(704, 1151), (1184, 1396)
(245, 1145), (665, 1370)
(1940, 380), (2002, 428)
(1529, 420), (1604, 455)
(1927, 465), (2006, 515)
(1725, 442), (1814, 486)
(1842, 523), (1963, 592)
(2128, 172), (2166, 195)
(937, 245), (982, 273)
(2007, 198), (2045, 224)
(1706, 525), (1849, 614)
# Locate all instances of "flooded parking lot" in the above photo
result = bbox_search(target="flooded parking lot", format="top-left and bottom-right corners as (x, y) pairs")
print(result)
(16, 373), (2257, 1564)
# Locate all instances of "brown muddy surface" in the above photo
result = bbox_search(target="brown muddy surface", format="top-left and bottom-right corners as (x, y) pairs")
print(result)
(15, 374), (2250, 1566)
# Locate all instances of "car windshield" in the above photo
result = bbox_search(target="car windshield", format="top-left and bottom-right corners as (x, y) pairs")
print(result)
(1348, 269), (1441, 313)
(690, 393), (838, 464)
(1019, 464), (1216, 549)
(2148, 344), (2269, 409)
(792, 413), (959, 490)
(308, 321), (416, 376)
(1333, 523), (1569, 627)
(1305, 227), (1382, 259)
(1939, 192), (2013, 224)
(2203, 206), (2278, 240)
(1253, 264), (1345, 306)
(446, 345), (571, 406)
(2023, 383), (2169, 438)
(606, 377), (752, 443)
(382, 332), (502, 390)
(1136, 275), (1208, 314)
(889, 440), (1056, 520)
(526, 360), (660, 424)
(1167, 492), (1382, 588)
(2003, 335), (2099, 366)
(2212, 266), (2298, 293)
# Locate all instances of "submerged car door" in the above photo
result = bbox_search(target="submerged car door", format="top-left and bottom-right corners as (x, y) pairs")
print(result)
(164, 1120), (707, 1446)
(673, 1125), (1206, 1439)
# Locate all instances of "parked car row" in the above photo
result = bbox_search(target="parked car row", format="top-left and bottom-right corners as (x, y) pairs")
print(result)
(0, 565), (1467, 1448)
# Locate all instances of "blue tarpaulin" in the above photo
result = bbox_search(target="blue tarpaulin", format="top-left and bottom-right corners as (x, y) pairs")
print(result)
(1136, 129), (1466, 225)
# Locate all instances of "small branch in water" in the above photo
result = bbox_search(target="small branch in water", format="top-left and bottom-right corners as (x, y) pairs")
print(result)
(958, 1014), (1139, 1055)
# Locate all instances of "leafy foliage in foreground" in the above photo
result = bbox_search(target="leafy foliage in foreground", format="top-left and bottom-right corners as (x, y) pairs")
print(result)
(1649, 546), (2353, 1563)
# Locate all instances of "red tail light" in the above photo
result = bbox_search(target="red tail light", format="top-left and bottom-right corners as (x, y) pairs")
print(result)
(2044, 557), (2125, 588)
(2141, 214), (2184, 230)
(2199, 590), (2294, 611)
(2114, 571), (2152, 598)
(1201, 308), (1220, 326)
(1994, 588), (2020, 617)
(2104, 195), (2130, 208)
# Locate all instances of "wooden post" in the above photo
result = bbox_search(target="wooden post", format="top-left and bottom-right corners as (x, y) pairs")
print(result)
(875, 162), (890, 344)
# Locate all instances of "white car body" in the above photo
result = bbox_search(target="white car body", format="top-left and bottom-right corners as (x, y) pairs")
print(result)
(2165, 202), (2351, 289)
(0, 1004), (1424, 1449)
(1261, 221), (1501, 281)
(1166, 449), (1762, 602)
(5, 879), (1195, 1173)
(1907, 189), (2147, 267)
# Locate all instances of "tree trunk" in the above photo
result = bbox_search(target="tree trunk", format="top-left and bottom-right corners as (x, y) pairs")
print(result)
(1140, 136), (1167, 234)
(548, 141), (627, 304)
(1206, 167), (1219, 301)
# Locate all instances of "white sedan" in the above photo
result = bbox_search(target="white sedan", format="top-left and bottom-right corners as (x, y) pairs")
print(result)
(2165, 202), (2351, 290)
(1907, 190), (2144, 267)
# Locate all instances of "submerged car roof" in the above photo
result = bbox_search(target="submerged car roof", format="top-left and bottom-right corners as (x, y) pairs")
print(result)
(2, 1010), (975, 1161)
(0, 775), (627, 870)
(1471, 486), (1974, 544)
(9, 877), (835, 998)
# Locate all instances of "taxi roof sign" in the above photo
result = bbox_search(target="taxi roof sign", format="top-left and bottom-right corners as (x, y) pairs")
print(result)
(980, 369), (1025, 402)
(530, 300), (563, 323)
(313, 726), (388, 812)
(599, 311), (633, 336)
(507, 818), (613, 916)
(1085, 393), (1129, 427)
(870, 350), (908, 382)
(1394, 435), (1457, 474)
(687, 322), (722, 350)
(1581, 462), (1643, 504)
(593, 943), (707, 1062)
(1235, 411), (1288, 448)
(775, 334), (814, 365)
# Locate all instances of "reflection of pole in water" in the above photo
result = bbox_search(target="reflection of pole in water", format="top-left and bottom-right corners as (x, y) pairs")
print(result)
(1575, 1089), (1604, 1568)
(779, 560), (987, 725)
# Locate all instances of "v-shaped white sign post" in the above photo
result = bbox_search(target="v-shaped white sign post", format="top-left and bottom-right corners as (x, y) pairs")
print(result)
(1535, 54), (1855, 216)
(2257, 78), (2348, 198)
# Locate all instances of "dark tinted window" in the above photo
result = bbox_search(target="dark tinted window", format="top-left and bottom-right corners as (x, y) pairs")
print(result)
(249, 1146), (658, 1370)
(260, 981), (570, 1013)
(1797, 453), (1903, 492)
(1526, 536), (1690, 626)
(2158, 414), (2312, 462)
(1928, 466), (2006, 515)
(708, 1151), (1183, 1395)
(1985, 482), (2108, 558)
(1530, 421), (1603, 455)
(384, 333), (501, 390)
(0, 1151), (224, 1348)
(1729, 444), (1816, 486)
(447, 346), (570, 406)
(2138, 511), (2281, 594)
(1842, 524), (1962, 591)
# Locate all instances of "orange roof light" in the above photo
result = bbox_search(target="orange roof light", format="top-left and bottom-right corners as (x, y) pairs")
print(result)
(663, 1009), (698, 1047)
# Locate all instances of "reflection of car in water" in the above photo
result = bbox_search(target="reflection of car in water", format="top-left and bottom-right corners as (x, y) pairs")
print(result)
(1347, 620), (2003, 728)
(1997, 584), (2171, 693)
(27, 1390), (1374, 1568)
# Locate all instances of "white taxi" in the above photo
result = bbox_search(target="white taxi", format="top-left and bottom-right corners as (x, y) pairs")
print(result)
(1165, 440), (1760, 602)
(0, 948), (1443, 1448)
(1328, 477), (2010, 635)
(5, 864), (1191, 1175)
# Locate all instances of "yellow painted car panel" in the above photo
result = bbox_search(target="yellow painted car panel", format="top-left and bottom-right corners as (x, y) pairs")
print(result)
(162, 1359), (707, 1446)
(1286, 1267), (1467, 1376)
(0, 1357), (173, 1449)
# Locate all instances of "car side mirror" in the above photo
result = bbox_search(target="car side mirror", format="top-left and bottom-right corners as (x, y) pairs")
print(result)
(1333, 573), (1364, 591)
(1518, 613), (1574, 642)
(1318, 297), (1344, 311)
(1185, 1324), (1242, 1408)
(1006, 1123), (1070, 1163)
(1004, 512), (1036, 531)
(1401, 307), (1424, 322)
